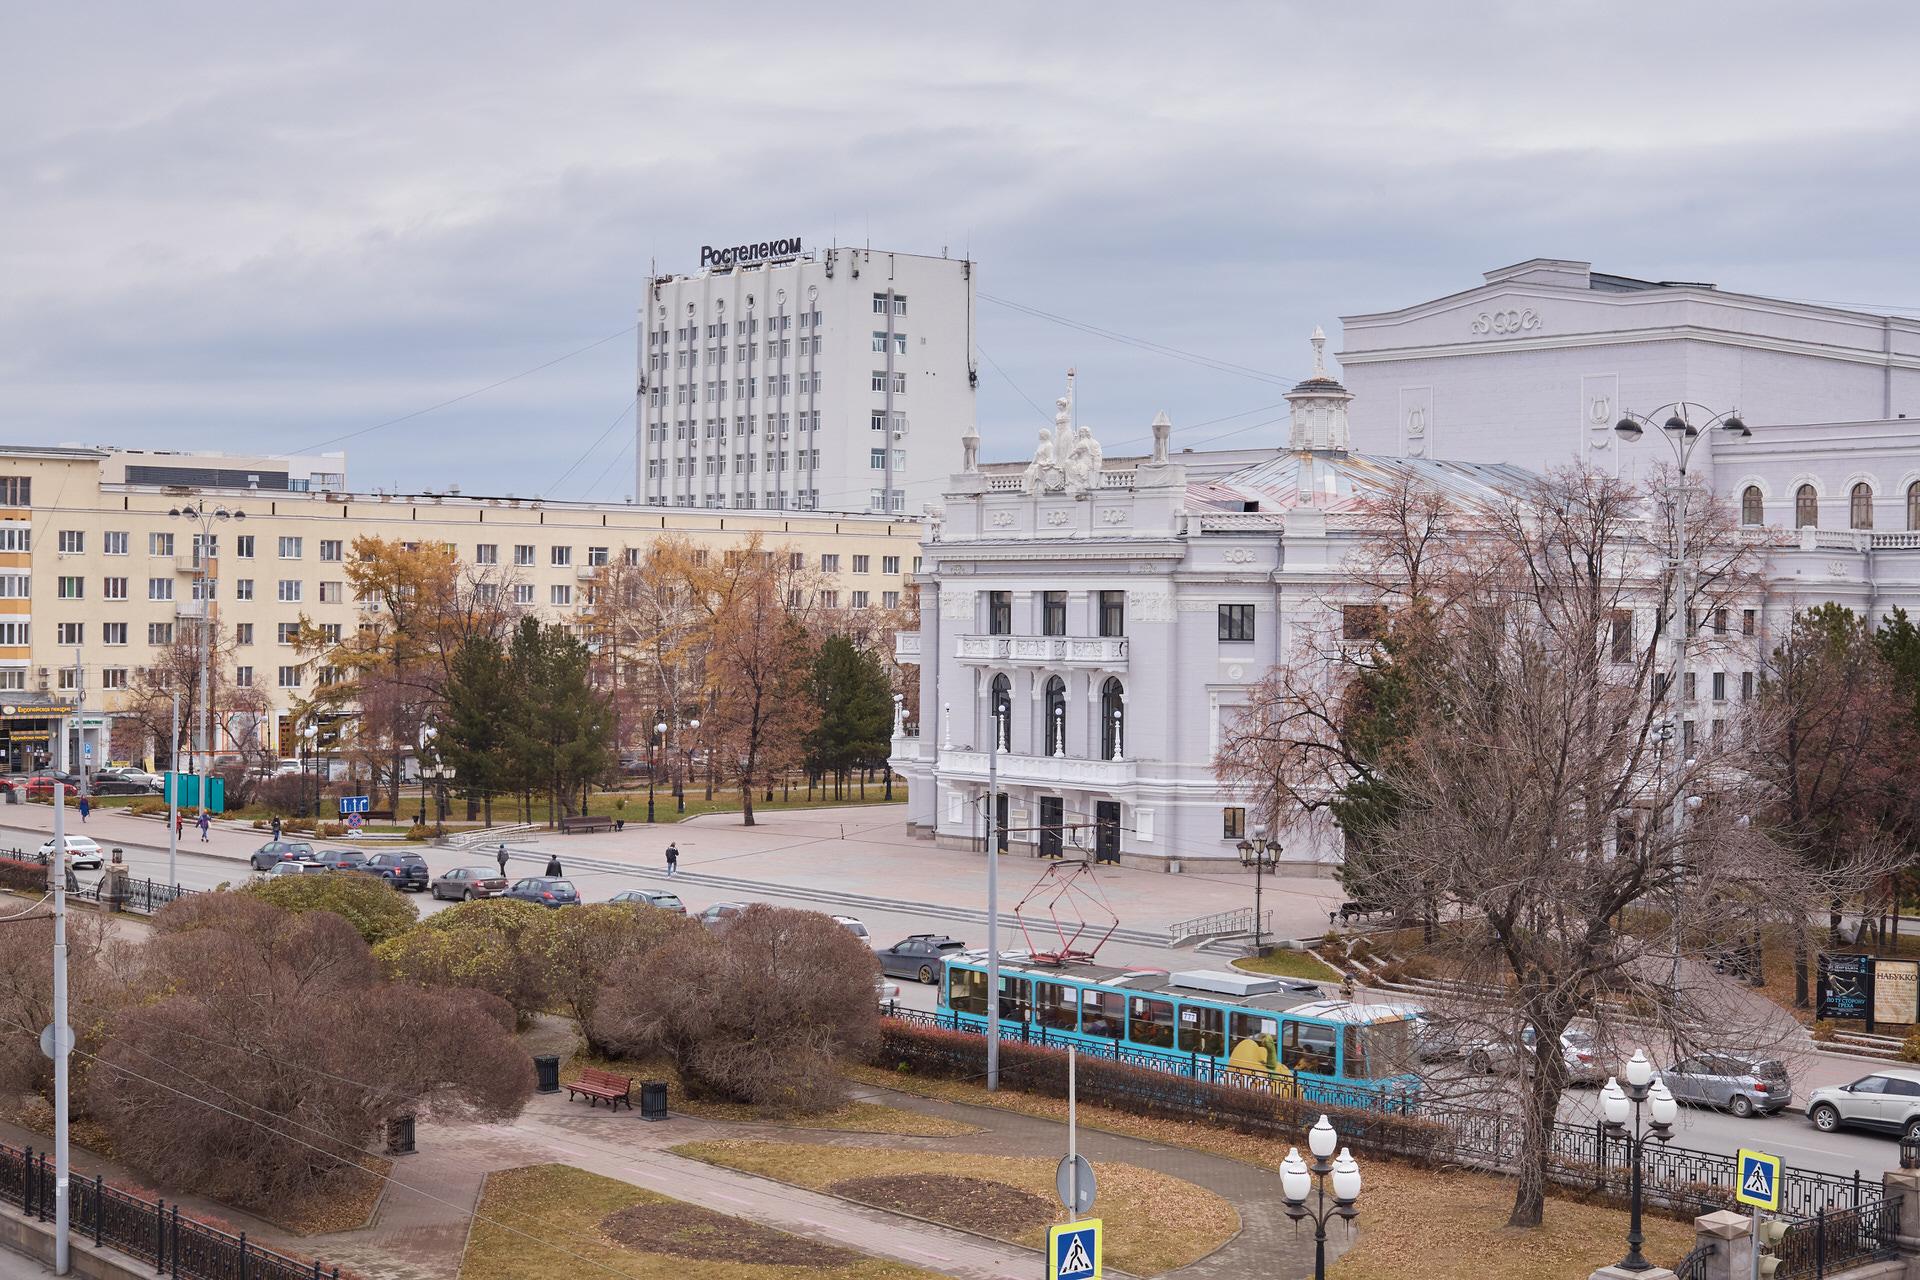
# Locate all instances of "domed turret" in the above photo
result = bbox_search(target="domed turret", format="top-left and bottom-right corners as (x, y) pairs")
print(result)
(1285, 327), (1353, 452)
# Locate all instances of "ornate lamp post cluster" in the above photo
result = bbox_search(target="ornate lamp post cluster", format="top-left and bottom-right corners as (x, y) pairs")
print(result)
(1280, 1114), (1363, 1280)
(1235, 823), (1280, 952)
(647, 720), (666, 823)
(1601, 1050), (1678, 1273)
(166, 500), (244, 808)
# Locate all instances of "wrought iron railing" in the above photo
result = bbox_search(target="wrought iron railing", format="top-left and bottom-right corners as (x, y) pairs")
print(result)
(1672, 1240), (1715, 1280)
(880, 1010), (1885, 1220)
(1776, 1196), (1902, 1278)
(1, 1141), (341, 1279)
(1169, 906), (1275, 942)
(7, 847), (195, 916)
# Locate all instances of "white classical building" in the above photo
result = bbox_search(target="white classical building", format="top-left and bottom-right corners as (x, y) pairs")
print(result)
(892, 266), (1920, 872)
(638, 244), (976, 516)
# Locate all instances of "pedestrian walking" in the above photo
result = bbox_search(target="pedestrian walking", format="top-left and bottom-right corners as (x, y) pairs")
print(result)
(496, 843), (510, 877)
(77, 795), (90, 823)
(196, 810), (210, 842)
(175, 811), (185, 841)
(544, 854), (563, 877)
(271, 815), (282, 840)
(665, 842), (679, 877)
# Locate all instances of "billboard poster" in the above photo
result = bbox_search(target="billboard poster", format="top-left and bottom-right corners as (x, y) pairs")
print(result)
(1817, 952), (1872, 1022)
(1876, 960), (1920, 1027)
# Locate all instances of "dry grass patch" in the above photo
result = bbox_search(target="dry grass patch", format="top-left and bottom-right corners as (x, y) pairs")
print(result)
(1231, 950), (1341, 982)
(565, 1052), (977, 1134)
(461, 1163), (935, 1280)
(675, 1138), (1237, 1276)
(1327, 1158), (1694, 1280)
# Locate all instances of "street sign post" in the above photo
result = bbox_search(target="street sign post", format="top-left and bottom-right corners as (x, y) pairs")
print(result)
(339, 795), (371, 815)
(1048, 1220), (1101, 1280)
(1736, 1148), (1782, 1212)
(1055, 1155), (1096, 1216)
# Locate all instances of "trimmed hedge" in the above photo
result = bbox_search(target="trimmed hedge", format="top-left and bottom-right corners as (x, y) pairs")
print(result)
(0, 854), (51, 894)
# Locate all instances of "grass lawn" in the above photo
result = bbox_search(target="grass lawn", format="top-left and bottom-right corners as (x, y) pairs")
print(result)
(461, 1164), (935, 1280)
(844, 1066), (1699, 1279)
(674, 1139), (1237, 1276)
(563, 1052), (979, 1136)
(1232, 949), (1341, 981)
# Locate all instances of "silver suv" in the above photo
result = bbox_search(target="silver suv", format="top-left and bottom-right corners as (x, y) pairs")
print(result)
(1806, 1068), (1920, 1139)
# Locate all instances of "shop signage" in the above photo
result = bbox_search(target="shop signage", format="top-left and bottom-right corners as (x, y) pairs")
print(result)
(699, 236), (803, 268)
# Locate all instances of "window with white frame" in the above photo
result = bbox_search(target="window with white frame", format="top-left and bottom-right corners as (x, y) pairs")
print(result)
(103, 530), (127, 555)
(278, 666), (301, 688)
(57, 530), (83, 553)
(148, 622), (173, 645)
(103, 576), (127, 601)
(146, 577), (170, 601)
(277, 622), (299, 645)
(551, 585), (572, 606)
(514, 583), (534, 604)
(514, 544), (535, 566)
(148, 532), (174, 556)
(55, 622), (83, 645)
(102, 622), (126, 646)
(278, 580), (302, 602)
(320, 539), (343, 561)
(102, 668), (127, 690)
(278, 536), (302, 558)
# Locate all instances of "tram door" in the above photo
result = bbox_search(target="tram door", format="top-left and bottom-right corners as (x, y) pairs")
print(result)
(1095, 801), (1121, 864)
(1039, 797), (1064, 859)
(995, 792), (1010, 852)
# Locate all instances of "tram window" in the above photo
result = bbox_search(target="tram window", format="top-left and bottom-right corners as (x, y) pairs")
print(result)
(1128, 996), (1176, 1049)
(1230, 1012), (1278, 1046)
(1282, 1021), (1337, 1074)
(1350, 1020), (1414, 1080)
(947, 967), (987, 1016)
(999, 976), (1032, 1023)
(1082, 989), (1125, 1039)
(1036, 983), (1079, 1032)
(1178, 1004), (1226, 1056)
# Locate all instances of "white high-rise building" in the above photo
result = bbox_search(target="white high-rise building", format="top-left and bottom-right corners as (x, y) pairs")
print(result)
(637, 243), (976, 516)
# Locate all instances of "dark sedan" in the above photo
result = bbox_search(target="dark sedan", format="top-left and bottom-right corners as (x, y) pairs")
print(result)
(84, 775), (153, 797)
(363, 852), (431, 892)
(610, 888), (686, 914)
(317, 849), (370, 873)
(503, 877), (580, 908)
(432, 866), (509, 901)
(876, 934), (967, 984)
(249, 840), (318, 871)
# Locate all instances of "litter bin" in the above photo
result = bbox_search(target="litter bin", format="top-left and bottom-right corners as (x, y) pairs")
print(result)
(2, 785), (16, 804)
(385, 1114), (417, 1156)
(533, 1054), (561, 1094)
(639, 1081), (668, 1122)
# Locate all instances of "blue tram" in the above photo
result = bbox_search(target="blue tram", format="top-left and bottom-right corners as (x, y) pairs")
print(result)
(936, 952), (1424, 1110)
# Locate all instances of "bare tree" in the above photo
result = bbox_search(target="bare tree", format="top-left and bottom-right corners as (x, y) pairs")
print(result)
(592, 905), (879, 1113)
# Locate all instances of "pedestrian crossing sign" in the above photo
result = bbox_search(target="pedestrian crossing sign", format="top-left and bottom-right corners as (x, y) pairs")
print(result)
(1049, 1218), (1102, 1280)
(1736, 1148), (1783, 1211)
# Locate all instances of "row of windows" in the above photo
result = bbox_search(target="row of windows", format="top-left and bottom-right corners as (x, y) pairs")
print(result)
(652, 373), (824, 407)
(49, 532), (340, 559)
(1743, 481), (1920, 531)
(51, 576), (342, 603)
(649, 312), (823, 346)
(992, 673), (1128, 758)
(644, 492), (828, 511)
(650, 410), (825, 441)
(655, 334), (825, 370)
(983, 592), (1255, 641)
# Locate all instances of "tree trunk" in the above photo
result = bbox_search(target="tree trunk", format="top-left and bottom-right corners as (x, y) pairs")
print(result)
(1793, 921), (1811, 1009)
(1508, 1014), (1571, 1228)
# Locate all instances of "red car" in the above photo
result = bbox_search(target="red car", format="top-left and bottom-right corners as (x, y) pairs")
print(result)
(21, 771), (81, 799)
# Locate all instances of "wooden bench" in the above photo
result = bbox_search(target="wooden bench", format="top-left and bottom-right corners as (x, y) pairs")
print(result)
(558, 815), (614, 834)
(1336, 901), (1389, 924)
(565, 1067), (633, 1110)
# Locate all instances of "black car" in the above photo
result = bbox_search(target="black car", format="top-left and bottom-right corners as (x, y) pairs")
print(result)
(84, 775), (152, 797)
(317, 849), (370, 873)
(363, 851), (430, 892)
(248, 840), (318, 871)
(95, 767), (164, 793)
(503, 876), (580, 908)
(877, 934), (967, 984)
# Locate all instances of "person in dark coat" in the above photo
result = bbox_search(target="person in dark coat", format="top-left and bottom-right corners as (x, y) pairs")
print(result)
(544, 854), (562, 877)
(77, 795), (90, 823)
(497, 843), (510, 877)
(271, 815), (282, 840)
(665, 842), (679, 877)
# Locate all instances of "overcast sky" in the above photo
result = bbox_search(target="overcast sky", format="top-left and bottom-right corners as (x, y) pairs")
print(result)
(7, 2), (1920, 502)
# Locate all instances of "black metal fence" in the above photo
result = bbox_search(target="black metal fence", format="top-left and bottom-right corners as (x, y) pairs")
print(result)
(1776, 1197), (1903, 1279)
(881, 1009), (1886, 1224)
(1, 1141), (341, 1280)
(3, 847), (195, 915)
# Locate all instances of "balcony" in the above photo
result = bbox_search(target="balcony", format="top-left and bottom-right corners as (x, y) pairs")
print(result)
(894, 631), (921, 664)
(173, 552), (210, 575)
(174, 599), (208, 620)
(938, 748), (1135, 790)
(955, 634), (1128, 667)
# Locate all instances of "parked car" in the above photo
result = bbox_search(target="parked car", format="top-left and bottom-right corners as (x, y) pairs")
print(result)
(94, 766), (163, 793)
(432, 866), (509, 901)
(697, 901), (751, 931)
(84, 773), (153, 797)
(609, 888), (686, 914)
(832, 914), (871, 940)
(1806, 1069), (1920, 1138)
(317, 849), (370, 872)
(37, 836), (103, 870)
(363, 851), (431, 892)
(503, 876), (580, 908)
(1659, 1054), (1792, 1118)
(258, 860), (329, 880)
(876, 934), (967, 984)
(1402, 1009), (1463, 1062)
(876, 976), (902, 1009)
(249, 840), (317, 871)
(1461, 1024), (1606, 1086)
(22, 770), (81, 798)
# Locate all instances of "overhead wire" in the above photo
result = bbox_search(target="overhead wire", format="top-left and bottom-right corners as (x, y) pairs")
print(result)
(548, 398), (638, 496)
(980, 292), (1288, 386)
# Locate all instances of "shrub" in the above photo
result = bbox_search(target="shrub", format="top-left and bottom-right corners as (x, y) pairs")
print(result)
(593, 905), (879, 1115)
(405, 823), (432, 841)
(1901, 1028), (1920, 1065)
(546, 904), (694, 1053)
(242, 872), (420, 945)
(1812, 1019), (1837, 1043)
(249, 774), (314, 817)
(128, 798), (168, 817)
(376, 897), (557, 1022)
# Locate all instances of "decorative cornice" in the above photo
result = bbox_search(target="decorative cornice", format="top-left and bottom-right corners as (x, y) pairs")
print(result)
(1338, 324), (1920, 372)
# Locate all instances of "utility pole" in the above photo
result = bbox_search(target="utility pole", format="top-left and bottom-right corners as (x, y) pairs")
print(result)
(986, 684), (1000, 1091)
(72, 646), (87, 802)
(167, 692), (179, 887)
(50, 715), (72, 1274)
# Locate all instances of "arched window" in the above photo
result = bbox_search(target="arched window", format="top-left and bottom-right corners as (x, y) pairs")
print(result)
(1851, 482), (1875, 530)
(1740, 486), (1763, 526)
(1909, 481), (1920, 532)
(1795, 484), (1818, 529)
(989, 674), (1011, 752)
(1044, 676), (1066, 757)
(1100, 677), (1125, 761)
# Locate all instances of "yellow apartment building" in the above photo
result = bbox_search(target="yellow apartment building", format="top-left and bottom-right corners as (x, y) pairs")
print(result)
(0, 445), (923, 771)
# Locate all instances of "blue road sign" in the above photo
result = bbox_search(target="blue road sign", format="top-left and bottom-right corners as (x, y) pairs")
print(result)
(339, 795), (370, 815)
(1049, 1219), (1102, 1280)
(1737, 1148), (1782, 1211)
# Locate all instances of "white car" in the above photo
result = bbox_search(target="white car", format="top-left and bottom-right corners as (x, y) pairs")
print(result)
(876, 977), (902, 1009)
(38, 836), (103, 870)
(833, 914), (871, 940)
(258, 860), (328, 880)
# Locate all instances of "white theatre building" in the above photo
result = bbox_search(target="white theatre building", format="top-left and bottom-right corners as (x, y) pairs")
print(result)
(638, 243), (976, 516)
(890, 262), (1920, 872)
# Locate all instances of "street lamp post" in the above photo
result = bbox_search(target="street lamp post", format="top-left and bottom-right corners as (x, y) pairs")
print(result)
(1280, 1114), (1363, 1280)
(1236, 824), (1281, 953)
(416, 725), (438, 826)
(167, 500), (245, 821)
(302, 722), (319, 819)
(1601, 1051), (1678, 1273)
(648, 721), (666, 823)
(677, 717), (700, 814)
